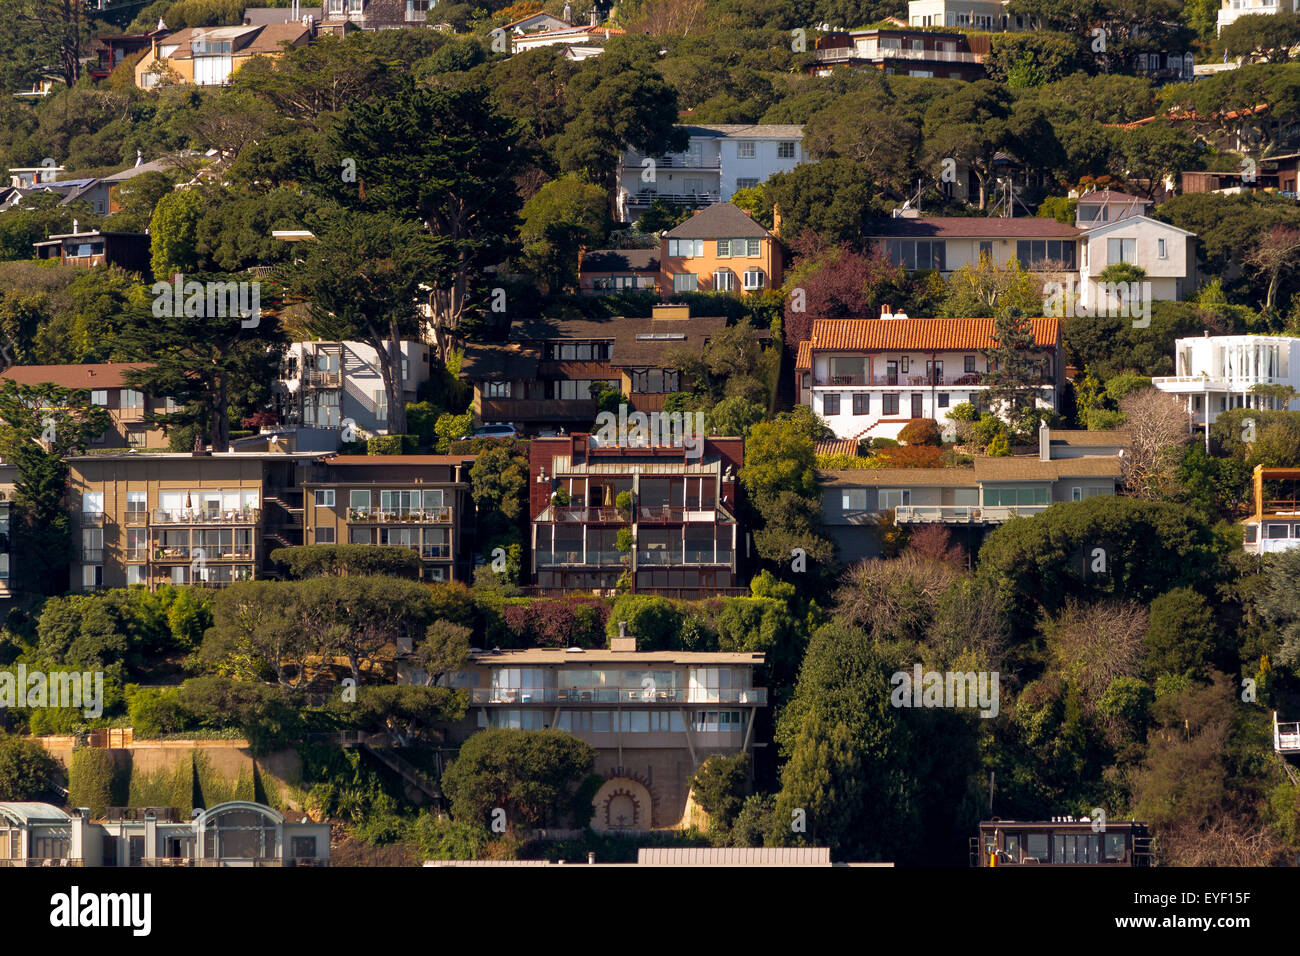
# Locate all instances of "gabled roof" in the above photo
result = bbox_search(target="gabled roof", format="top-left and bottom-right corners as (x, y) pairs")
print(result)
(0, 362), (153, 390)
(665, 203), (773, 240)
(865, 217), (1081, 239)
(818, 467), (978, 487)
(804, 317), (1060, 352)
(609, 315), (727, 367)
(973, 457), (1122, 481)
(158, 23), (309, 58)
(507, 316), (624, 342)
(681, 124), (804, 140)
(1078, 214), (1197, 238)
(1076, 189), (1152, 207)
(460, 344), (540, 381)
(796, 340), (812, 372)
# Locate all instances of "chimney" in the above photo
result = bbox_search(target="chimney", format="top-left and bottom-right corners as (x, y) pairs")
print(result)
(1039, 419), (1050, 461)
(772, 202), (783, 238)
(880, 304), (892, 319)
(590, 8), (598, 26)
(610, 620), (636, 652)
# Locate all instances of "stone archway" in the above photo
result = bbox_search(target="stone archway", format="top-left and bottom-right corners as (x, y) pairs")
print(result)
(590, 776), (655, 831)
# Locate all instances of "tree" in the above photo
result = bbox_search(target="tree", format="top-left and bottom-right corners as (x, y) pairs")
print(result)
(0, 380), (110, 595)
(1219, 12), (1300, 64)
(982, 310), (1044, 423)
(1245, 225), (1300, 312)
(470, 440), (530, 549)
(442, 728), (597, 830)
(16, 0), (90, 88)
(1144, 587), (1216, 680)
(1117, 387), (1192, 499)
(922, 81), (1017, 211)
(781, 238), (912, 350)
(689, 752), (750, 831)
(941, 256), (1043, 318)
(802, 87), (921, 200)
(0, 734), (61, 801)
(519, 175), (610, 293)
(1043, 598), (1147, 707)
(289, 211), (436, 438)
(203, 580), (315, 687)
(1257, 547), (1300, 670)
(299, 576), (435, 686)
(327, 80), (526, 361)
(415, 620), (471, 688)
(119, 298), (283, 453)
(763, 159), (878, 244)
(268, 544), (421, 580)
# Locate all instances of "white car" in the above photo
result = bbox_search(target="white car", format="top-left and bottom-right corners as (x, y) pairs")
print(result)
(461, 424), (517, 440)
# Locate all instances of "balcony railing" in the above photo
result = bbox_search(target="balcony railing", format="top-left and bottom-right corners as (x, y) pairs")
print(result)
(628, 191), (721, 208)
(153, 509), (261, 525)
(347, 508), (452, 524)
(550, 507), (628, 523)
(306, 370), (342, 388)
(123, 510), (148, 526)
(814, 373), (1053, 388)
(894, 504), (1049, 524)
(470, 687), (767, 705)
(421, 545), (451, 559)
(0, 858), (83, 867)
(82, 549), (104, 562)
(80, 511), (104, 526)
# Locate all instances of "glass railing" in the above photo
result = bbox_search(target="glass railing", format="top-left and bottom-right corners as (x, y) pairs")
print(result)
(153, 509), (261, 525)
(469, 687), (767, 705)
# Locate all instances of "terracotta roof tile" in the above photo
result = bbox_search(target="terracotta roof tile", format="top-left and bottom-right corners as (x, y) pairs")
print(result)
(796, 340), (812, 371)
(807, 317), (1059, 351)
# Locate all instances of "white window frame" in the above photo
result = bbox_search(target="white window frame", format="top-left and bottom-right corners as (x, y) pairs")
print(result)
(673, 273), (699, 293)
(314, 489), (335, 508)
(713, 270), (735, 292)
(737, 141), (756, 159)
(742, 269), (765, 290)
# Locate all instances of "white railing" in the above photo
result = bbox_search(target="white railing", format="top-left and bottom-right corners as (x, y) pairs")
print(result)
(894, 504), (1049, 523)
(1275, 712), (1300, 753)
(860, 45), (982, 63)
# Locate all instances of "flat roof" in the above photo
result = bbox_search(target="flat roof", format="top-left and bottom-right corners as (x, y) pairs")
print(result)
(319, 455), (477, 466)
(468, 649), (763, 665)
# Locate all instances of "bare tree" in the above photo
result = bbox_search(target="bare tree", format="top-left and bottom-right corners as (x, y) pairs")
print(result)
(627, 0), (707, 35)
(1244, 224), (1300, 312)
(1118, 387), (1192, 499)
(1042, 597), (1147, 706)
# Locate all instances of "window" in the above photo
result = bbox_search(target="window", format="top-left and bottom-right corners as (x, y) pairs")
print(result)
(985, 486), (1050, 506)
(291, 836), (318, 860)
(127, 429), (147, 449)
(777, 142), (796, 158)
(83, 492), (104, 517)
(125, 491), (146, 517)
(823, 393), (841, 415)
(965, 355), (977, 373)
(1107, 237), (1137, 265)
(713, 270), (735, 291)
(485, 381), (511, 398)
(1104, 833), (1127, 861)
(852, 393), (869, 415)
(884, 239), (946, 271)
(842, 489), (867, 510)
(631, 369), (680, 394)
(736, 178), (759, 190)
(1015, 239), (1077, 270)
(667, 238), (704, 257)
(737, 141), (755, 158)
(349, 490), (369, 513)
(314, 489), (335, 508)
(742, 269), (766, 290)
(879, 489), (910, 510)
(1157, 237), (1167, 259)
(1025, 833), (1049, 861)
(978, 241), (993, 263)
(315, 526), (336, 544)
(91, 390), (108, 406)
(121, 389), (144, 409)
(350, 528), (372, 544)
(83, 528), (103, 562)
(126, 565), (146, 586)
(82, 565), (103, 590)
(900, 356), (910, 373)
(717, 239), (731, 257)
(374, 389), (387, 422)
(673, 273), (698, 292)
(938, 393), (949, 408)
(883, 394), (900, 415)
(126, 527), (147, 560)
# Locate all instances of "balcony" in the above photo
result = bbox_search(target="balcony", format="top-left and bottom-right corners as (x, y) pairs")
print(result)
(347, 508), (451, 524)
(420, 545), (451, 560)
(0, 858), (83, 868)
(153, 509), (261, 525)
(1152, 374), (1287, 391)
(469, 687), (767, 705)
(123, 510), (148, 526)
(637, 505), (721, 524)
(80, 511), (105, 526)
(82, 549), (104, 563)
(894, 504), (1049, 524)
(536, 549), (625, 568)
(305, 370), (342, 388)
(550, 507), (627, 524)
(628, 190), (721, 209)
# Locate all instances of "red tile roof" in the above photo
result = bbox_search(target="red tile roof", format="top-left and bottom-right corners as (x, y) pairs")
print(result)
(0, 362), (153, 389)
(796, 340), (812, 371)
(805, 316), (1060, 351)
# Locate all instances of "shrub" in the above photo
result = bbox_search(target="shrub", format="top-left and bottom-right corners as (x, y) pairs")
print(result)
(615, 491), (633, 512)
(972, 416), (1006, 448)
(69, 747), (126, 817)
(897, 418), (942, 446)
(0, 735), (62, 802)
(368, 434), (417, 455)
(690, 753), (751, 832)
(985, 432), (1012, 457)
(876, 445), (944, 467)
(949, 402), (977, 422)
(607, 595), (683, 649)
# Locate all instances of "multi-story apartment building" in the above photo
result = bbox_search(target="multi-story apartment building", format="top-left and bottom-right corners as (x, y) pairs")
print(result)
(529, 434), (746, 598)
(1218, 0), (1300, 34)
(811, 29), (986, 81)
(820, 426), (1125, 562)
(0, 364), (169, 450)
(430, 635), (767, 829)
(299, 454), (476, 582)
(275, 340), (431, 436)
(462, 307), (737, 433)
(796, 312), (1063, 442)
(659, 203), (784, 295)
(1152, 334), (1300, 431)
(617, 126), (803, 220)
(134, 23), (312, 88)
(66, 452), (317, 591)
(1243, 465), (1300, 555)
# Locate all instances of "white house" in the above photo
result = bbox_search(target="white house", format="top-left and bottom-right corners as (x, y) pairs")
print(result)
(617, 125), (804, 221)
(907, 0), (1040, 29)
(1077, 215), (1199, 309)
(1152, 333), (1300, 429)
(1218, 0), (1300, 35)
(275, 340), (431, 435)
(795, 311), (1063, 442)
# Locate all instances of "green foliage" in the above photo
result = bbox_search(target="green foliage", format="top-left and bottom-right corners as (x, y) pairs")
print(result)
(268, 544), (421, 580)
(69, 748), (127, 818)
(898, 418), (941, 446)
(0, 734), (61, 802)
(607, 595), (682, 650)
(442, 728), (596, 830)
(367, 434), (416, 456)
(1144, 587), (1216, 680)
(689, 752), (750, 832)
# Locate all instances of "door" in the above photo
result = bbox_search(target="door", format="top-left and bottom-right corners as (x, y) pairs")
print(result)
(911, 393), (923, 418)
(886, 361), (898, 385)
